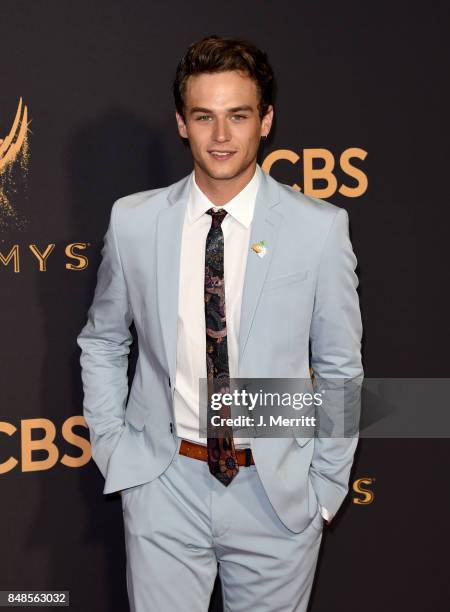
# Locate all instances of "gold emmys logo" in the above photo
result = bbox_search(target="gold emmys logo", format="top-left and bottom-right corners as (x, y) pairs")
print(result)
(0, 97), (30, 230)
(0, 98), (91, 272)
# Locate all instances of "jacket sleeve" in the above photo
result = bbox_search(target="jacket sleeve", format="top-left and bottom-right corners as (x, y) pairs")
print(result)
(309, 207), (364, 520)
(76, 201), (133, 479)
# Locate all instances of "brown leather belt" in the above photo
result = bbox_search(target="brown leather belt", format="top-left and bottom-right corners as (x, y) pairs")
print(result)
(179, 439), (255, 467)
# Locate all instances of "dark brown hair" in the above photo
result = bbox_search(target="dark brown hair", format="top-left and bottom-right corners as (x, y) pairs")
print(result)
(173, 35), (275, 121)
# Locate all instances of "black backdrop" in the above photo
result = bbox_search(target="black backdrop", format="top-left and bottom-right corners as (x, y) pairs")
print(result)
(1, 1), (449, 611)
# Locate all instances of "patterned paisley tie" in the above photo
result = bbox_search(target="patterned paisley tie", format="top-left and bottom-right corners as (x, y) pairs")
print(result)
(204, 207), (239, 486)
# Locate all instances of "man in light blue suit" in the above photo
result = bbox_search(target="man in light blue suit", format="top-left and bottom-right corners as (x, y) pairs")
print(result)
(77, 35), (363, 612)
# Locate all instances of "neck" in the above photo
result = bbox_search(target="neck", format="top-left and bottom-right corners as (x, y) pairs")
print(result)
(193, 161), (257, 205)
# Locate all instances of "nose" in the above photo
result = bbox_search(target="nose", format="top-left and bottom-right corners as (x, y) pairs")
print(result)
(212, 118), (230, 143)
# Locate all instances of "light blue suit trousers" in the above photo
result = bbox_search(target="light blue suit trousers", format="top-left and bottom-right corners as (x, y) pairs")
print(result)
(122, 437), (323, 612)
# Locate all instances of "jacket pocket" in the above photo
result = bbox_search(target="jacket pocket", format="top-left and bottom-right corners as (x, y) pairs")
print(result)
(125, 401), (147, 431)
(262, 269), (308, 292)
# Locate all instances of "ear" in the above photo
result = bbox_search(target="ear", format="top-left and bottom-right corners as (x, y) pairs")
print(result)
(175, 111), (188, 139)
(261, 105), (274, 138)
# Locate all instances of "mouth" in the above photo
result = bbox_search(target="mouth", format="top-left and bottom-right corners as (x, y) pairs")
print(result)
(208, 150), (237, 161)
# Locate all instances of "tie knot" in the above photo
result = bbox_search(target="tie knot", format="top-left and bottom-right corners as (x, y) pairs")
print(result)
(206, 207), (228, 229)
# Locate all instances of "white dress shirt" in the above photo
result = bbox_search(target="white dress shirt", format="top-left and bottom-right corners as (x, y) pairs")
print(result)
(172, 165), (332, 524)
(173, 165), (260, 447)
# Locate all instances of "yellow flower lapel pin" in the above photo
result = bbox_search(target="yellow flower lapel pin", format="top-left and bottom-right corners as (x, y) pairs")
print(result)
(251, 240), (268, 258)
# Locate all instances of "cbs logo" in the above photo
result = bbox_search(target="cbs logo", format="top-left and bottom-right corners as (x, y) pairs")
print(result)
(0, 417), (90, 473)
(262, 148), (368, 198)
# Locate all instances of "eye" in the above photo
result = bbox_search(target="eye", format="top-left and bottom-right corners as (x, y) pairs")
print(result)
(196, 115), (212, 121)
(231, 114), (247, 121)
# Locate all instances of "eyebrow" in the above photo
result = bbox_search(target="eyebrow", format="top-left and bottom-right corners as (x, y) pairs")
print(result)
(190, 105), (254, 115)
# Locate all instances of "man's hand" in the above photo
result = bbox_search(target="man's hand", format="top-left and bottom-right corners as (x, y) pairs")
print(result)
(319, 504), (332, 526)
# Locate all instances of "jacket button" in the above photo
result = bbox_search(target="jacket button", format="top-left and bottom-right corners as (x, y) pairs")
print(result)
(168, 377), (171, 388)
(169, 422), (173, 433)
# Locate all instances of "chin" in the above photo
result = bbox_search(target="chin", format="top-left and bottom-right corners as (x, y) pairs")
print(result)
(207, 169), (239, 180)
(200, 158), (247, 181)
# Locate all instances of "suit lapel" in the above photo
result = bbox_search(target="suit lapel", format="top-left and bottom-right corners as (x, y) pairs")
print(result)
(155, 174), (191, 388)
(238, 166), (282, 366)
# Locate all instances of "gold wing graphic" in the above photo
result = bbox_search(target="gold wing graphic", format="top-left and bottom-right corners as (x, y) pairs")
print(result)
(0, 97), (30, 223)
(0, 97), (29, 172)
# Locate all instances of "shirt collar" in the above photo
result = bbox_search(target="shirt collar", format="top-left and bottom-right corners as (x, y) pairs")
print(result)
(187, 164), (261, 228)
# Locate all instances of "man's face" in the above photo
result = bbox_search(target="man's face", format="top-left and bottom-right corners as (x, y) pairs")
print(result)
(175, 70), (273, 181)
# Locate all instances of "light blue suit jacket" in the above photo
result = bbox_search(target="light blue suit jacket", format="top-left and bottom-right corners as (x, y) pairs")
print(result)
(77, 164), (363, 533)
